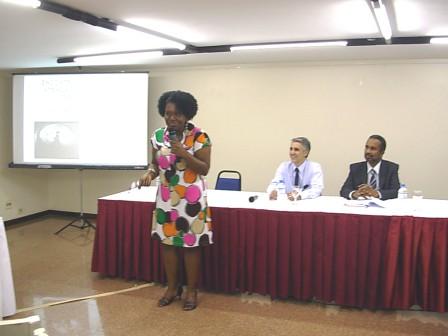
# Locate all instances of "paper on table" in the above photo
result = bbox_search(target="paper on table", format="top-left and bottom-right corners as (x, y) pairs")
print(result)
(344, 198), (385, 208)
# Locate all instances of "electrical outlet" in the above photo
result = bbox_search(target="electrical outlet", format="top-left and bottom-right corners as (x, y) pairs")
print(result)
(5, 200), (13, 209)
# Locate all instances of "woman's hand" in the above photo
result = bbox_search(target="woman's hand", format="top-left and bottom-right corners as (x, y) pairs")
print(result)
(169, 137), (211, 176)
(170, 139), (188, 158)
(139, 171), (155, 187)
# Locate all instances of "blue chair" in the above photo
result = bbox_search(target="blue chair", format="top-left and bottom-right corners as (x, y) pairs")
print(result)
(215, 170), (242, 191)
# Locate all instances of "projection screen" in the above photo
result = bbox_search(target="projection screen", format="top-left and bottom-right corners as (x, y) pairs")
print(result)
(11, 72), (149, 169)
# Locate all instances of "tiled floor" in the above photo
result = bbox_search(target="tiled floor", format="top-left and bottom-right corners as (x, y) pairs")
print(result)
(4, 217), (448, 335)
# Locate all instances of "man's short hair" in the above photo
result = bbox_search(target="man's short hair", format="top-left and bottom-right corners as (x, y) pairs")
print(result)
(291, 137), (311, 157)
(368, 134), (386, 152)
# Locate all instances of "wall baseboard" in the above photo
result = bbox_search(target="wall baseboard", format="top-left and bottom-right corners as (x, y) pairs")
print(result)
(4, 210), (97, 227)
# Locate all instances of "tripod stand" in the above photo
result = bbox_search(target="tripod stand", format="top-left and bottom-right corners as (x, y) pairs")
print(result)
(54, 168), (96, 235)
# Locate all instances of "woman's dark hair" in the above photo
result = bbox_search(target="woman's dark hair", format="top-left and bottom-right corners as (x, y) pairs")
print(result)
(157, 90), (198, 120)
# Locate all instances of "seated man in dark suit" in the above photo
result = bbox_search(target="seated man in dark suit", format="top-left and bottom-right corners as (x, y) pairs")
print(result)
(340, 135), (400, 200)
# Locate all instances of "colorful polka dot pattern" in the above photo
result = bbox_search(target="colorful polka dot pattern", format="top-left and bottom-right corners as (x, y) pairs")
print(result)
(150, 123), (213, 248)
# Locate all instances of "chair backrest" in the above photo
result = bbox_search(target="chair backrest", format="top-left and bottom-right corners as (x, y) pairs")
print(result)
(215, 170), (242, 191)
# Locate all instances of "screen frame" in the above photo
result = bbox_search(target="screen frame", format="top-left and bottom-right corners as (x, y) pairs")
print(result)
(11, 71), (150, 170)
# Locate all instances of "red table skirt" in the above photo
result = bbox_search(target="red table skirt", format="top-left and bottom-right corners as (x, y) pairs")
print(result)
(91, 199), (448, 312)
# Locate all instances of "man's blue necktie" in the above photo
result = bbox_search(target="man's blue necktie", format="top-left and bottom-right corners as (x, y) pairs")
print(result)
(369, 169), (377, 189)
(294, 167), (299, 187)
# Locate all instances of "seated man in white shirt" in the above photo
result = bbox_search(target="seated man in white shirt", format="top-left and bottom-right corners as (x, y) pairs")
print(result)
(267, 137), (324, 201)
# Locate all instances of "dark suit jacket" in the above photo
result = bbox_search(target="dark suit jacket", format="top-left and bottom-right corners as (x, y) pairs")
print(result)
(340, 160), (400, 200)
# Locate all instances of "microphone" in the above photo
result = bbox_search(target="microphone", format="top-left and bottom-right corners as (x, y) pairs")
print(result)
(168, 129), (177, 141)
(248, 195), (258, 202)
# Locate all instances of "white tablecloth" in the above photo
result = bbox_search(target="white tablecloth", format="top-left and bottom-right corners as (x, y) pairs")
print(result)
(0, 217), (16, 318)
(101, 187), (448, 219)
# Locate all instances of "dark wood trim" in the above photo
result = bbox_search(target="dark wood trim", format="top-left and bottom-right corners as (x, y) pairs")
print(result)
(4, 210), (97, 227)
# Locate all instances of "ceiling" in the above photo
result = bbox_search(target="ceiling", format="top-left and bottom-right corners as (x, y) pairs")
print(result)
(1, 0), (448, 70)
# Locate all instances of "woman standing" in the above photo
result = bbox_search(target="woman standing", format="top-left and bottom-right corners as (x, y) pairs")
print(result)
(139, 90), (212, 311)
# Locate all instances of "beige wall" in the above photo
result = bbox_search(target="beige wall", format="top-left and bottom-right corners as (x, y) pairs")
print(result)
(149, 61), (448, 200)
(2, 60), (448, 219)
(0, 72), (49, 221)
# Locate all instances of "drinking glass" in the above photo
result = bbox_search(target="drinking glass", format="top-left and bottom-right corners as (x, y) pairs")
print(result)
(412, 190), (423, 199)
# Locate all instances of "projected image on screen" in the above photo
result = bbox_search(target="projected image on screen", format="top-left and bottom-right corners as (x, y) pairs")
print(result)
(12, 73), (148, 167)
(34, 122), (79, 159)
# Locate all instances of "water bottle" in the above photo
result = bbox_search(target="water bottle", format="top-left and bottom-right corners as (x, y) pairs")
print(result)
(276, 182), (286, 195)
(398, 183), (408, 199)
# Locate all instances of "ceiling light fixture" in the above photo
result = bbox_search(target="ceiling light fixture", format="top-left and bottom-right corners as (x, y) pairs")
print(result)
(58, 50), (164, 65)
(230, 41), (348, 52)
(10, 0), (187, 62)
(38, 0), (117, 31)
(370, 0), (392, 40)
(116, 25), (186, 50)
(430, 37), (448, 45)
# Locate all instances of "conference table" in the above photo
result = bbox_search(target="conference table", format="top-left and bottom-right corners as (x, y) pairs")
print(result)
(0, 217), (16, 319)
(91, 187), (448, 312)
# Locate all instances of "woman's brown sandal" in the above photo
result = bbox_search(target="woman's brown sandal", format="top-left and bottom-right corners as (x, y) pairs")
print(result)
(158, 286), (183, 307)
(183, 290), (197, 311)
